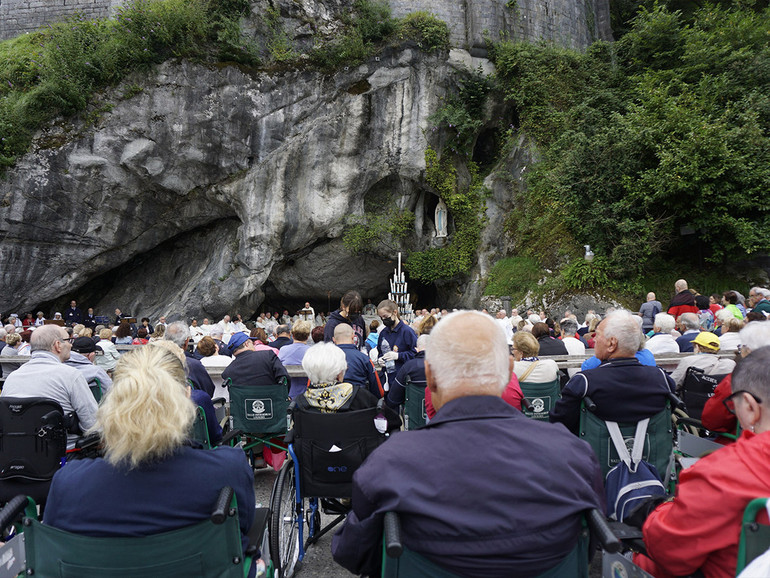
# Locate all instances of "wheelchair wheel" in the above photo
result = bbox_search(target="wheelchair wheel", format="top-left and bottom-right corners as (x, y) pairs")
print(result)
(270, 459), (301, 578)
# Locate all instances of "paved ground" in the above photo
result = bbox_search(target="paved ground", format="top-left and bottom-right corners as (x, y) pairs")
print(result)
(253, 467), (355, 578)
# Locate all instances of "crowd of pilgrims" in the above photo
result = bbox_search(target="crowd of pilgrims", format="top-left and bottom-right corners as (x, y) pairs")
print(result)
(2, 280), (770, 577)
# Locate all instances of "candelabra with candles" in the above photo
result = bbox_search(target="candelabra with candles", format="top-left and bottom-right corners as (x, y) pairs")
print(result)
(387, 252), (414, 325)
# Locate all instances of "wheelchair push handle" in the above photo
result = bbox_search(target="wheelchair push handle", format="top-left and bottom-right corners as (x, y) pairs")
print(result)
(583, 395), (597, 413)
(587, 508), (622, 553)
(383, 512), (403, 558)
(521, 398), (535, 413)
(0, 495), (31, 533)
(211, 486), (234, 524)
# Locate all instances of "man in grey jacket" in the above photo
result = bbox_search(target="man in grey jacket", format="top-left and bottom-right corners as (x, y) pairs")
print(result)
(1, 325), (97, 447)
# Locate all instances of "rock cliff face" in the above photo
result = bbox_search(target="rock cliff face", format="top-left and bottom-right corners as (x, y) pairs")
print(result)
(0, 0), (612, 320)
(1, 49), (460, 319)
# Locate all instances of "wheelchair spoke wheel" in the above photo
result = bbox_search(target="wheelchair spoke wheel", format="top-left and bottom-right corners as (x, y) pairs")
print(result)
(270, 459), (301, 578)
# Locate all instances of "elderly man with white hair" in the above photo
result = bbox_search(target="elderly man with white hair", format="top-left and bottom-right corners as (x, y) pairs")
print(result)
(675, 312), (701, 353)
(551, 310), (675, 434)
(332, 310), (604, 577)
(748, 286), (770, 316)
(645, 313), (680, 355)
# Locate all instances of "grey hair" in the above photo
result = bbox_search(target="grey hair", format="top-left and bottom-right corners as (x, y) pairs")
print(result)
(303, 342), (348, 384)
(416, 334), (430, 351)
(751, 287), (770, 299)
(527, 314), (541, 325)
(163, 321), (190, 348)
(30, 325), (64, 353)
(739, 321), (770, 352)
(675, 279), (688, 292)
(732, 346), (770, 400)
(276, 324), (292, 336)
(0, 328), (5, 340)
(601, 310), (642, 355)
(425, 310), (509, 394)
(678, 312), (700, 331)
(654, 313), (676, 334)
(561, 319), (579, 336)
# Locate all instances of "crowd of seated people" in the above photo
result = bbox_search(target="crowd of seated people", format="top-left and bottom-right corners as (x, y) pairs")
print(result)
(4, 279), (770, 577)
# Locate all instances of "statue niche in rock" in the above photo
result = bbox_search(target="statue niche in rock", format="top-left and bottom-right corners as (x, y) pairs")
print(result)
(435, 199), (448, 238)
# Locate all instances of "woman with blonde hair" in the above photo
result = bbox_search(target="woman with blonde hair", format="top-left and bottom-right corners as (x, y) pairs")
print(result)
(512, 331), (559, 384)
(42, 345), (254, 552)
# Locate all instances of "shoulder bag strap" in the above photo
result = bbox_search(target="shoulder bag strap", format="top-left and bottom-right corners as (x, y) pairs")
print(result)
(518, 360), (540, 383)
(607, 418), (650, 472)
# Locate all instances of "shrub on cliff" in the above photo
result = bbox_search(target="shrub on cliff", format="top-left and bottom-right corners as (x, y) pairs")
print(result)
(492, 3), (770, 287)
(0, 0), (256, 171)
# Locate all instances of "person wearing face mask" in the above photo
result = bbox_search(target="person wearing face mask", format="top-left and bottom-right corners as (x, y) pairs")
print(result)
(324, 290), (367, 350)
(376, 299), (418, 388)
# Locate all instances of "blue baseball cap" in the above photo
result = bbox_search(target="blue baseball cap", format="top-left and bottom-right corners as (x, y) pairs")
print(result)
(227, 332), (256, 353)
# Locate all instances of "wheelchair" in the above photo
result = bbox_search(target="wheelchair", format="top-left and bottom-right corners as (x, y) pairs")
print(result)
(0, 486), (268, 577)
(579, 395), (676, 487)
(403, 379), (427, 430)
(225, 379), (291, 472)
(382, 508), (622, 577)
(0, 397), (67, 507)
(737, 497), (770, 575)
(519, 378), (561, 421)
(269, 398), (397, 577)
(88, 377), (103, 402)
(678, 367), (729, 422)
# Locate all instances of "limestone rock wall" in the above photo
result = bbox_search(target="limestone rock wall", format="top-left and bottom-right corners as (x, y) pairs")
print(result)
(0, 49), (453, 320)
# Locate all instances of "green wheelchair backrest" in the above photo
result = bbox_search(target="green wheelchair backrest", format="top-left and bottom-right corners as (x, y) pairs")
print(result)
(88, 378), (102, 403)
(579, 403), (673, 481)
(519, 378), (561, 421)
(22, 492), (246, 578)
(228, 382), (289, 436)
(190, 406), (211, 449)
(737, 498), (770, 575)
(404, 381), (426, 430)
(381, 516), (589, 578)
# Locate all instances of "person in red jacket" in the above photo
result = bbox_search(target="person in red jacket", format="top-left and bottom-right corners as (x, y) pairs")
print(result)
(702, 321), (770, 435)
(667, 279), (700, 319)
(636, 346), (770, 577)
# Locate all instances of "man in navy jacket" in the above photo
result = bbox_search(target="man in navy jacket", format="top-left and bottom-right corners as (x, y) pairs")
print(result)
(550, 309), (675, 434)
(332, 311), (604, 577)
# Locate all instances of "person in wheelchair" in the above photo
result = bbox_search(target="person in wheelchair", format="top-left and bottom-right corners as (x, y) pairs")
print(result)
(331, 311), (604, 577)
(550, 309), (675, 434)
(669, 331), (735, 388)
(632, 346), (770, 577)
(294, 342), (399, 427)
(43, 345), (255, 554)
(701, 321), (770, 436)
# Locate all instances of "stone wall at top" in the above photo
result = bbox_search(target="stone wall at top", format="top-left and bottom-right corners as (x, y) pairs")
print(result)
(1, 0), (612, 48)
(389, 0), (612, 50)
(0, 0), (123, 41)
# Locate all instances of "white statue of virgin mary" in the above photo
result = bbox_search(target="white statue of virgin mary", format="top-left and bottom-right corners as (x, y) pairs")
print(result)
(435, 199), (448, 238)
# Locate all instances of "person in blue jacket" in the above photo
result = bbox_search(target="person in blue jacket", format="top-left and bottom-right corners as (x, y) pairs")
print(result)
(376, 299), (417, 388)
(43, 344), (254, 556)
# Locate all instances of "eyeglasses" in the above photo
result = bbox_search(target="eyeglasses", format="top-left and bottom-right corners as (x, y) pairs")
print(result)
(723, 390), (763, 415)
